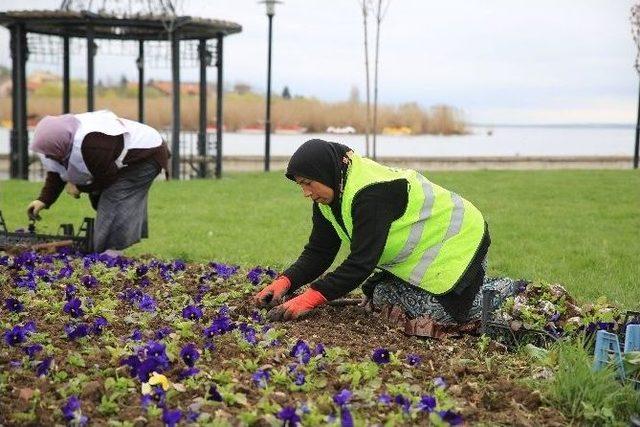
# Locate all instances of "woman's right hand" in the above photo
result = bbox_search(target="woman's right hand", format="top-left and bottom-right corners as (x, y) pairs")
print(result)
(254, 276), (292, 308)
(27, 200), (46, 221)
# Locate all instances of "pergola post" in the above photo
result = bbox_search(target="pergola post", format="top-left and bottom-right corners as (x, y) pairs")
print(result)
(198, 39), (208, 178)
(137, 40), (144, 123)
(62, 34), (70, 113)
(10, 23), (28, 180)
(170, 30), (181, 179)
(86, 26), (95, 111)
(215, 34), (223, 179)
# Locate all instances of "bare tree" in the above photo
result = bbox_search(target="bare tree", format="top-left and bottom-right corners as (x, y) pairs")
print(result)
(372, 0), (391, 160)
(358, 0), (373, 157)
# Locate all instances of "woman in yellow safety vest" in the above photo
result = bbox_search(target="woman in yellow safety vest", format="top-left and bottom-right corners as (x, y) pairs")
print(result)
(254, 139), (498, 337)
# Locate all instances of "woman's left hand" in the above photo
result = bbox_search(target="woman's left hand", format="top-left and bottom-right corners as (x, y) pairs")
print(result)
(267, 288), (327, 321)
(66, 183), (81, 199)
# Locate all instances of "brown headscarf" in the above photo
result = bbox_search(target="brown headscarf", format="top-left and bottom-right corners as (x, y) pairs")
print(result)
(30, 114), (80, 162)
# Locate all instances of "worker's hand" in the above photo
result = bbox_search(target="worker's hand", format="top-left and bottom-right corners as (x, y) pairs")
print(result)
(66, 183), (81, 199)
(267, 288), (327, 321)
(27, 200), (46, 221)
(254, 276), (292, 308)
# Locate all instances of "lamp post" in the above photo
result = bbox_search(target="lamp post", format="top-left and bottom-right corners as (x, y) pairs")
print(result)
(261, 0), (280, 172)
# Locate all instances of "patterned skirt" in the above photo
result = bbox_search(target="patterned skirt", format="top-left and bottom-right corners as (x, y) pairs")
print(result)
(370, 269), (519, 338)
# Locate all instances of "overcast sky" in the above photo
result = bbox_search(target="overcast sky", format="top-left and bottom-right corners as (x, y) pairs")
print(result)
(0, 0), (638, 124)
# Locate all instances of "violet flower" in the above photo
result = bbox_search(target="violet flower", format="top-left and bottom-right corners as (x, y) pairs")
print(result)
(340, 407), (354, 427)
(138, 294), (157, 312)
(394, 394), (411, 413)
(293, 372), (306, 386)
(208, 384), (223, 402)
(5, 297), (23, 313)
(178, 367), (200, 380)
(155, 327), (173, 340)
(63, 298), (84, 318)
(23, 344), (43, 359)
(290, 339), (312, 364)
(4, 325), (26, 346)
(378, 393), (392, 405)
(247, 267), (264, 285)
(81, 275), (98, 289)
(36, 356), (53, 377)
(61, 395), (88, 426)
(333, 389), (352, 407)
(372, 348), (390, 364)
(433, 377), (447, 388)
(406, 354), (422, 366)
(438, 410), (464, 426)
(180, 343), (200, 367)
(277, 407), (300, 427)
(182, 305), (203, 321)
(65, 323), (90, 340)
(130, 329), (143, 341)
(252, 369), (270, 388)
(91, 317), (108, 335)
(136, 264), (149, 277)
(162, 408), (182, 427)
(418, 395), (436, 412)
(65, 284), (77, 301)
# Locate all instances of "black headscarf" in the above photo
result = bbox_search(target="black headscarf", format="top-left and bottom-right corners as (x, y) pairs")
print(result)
(286, 139), (352, 206)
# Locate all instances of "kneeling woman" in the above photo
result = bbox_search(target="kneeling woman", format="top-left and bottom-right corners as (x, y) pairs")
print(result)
(254, 139), (491, 337)
(27, 110), (170, 255)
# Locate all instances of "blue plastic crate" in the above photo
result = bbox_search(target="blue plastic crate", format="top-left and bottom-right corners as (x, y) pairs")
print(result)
(593, 325), (640, 390)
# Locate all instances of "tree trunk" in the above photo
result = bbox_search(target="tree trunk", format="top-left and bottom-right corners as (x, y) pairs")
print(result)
(372, 0), (384, 160)
(361, 1), (372, 157)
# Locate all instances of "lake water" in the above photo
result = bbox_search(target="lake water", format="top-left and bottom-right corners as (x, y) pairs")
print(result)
(0, 125), (635, 158)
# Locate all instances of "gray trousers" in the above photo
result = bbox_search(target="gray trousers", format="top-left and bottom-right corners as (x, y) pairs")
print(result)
(93, 160), (159, 252)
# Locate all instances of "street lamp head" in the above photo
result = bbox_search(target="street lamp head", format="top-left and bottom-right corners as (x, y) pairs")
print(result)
(260, 0), (282, 17)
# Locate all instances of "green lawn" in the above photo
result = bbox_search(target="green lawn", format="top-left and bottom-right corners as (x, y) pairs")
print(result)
(1, 169), (639, 307)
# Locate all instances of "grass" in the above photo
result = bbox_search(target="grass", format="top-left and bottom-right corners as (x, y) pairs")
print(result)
(1, 169), (639, 307)
(544, 339), (640, 425)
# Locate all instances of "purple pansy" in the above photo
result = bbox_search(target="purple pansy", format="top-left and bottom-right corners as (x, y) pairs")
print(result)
(182, 305), (203, 321)
(290, 339), (312, 364)
(378, 393), (392, 405)
(65, 323), (90, 340)
(155, 327), (173, 340)
(210, 262), (239, 279)
(407, 354), (422, 366)
(136, 264), (149, 277)
(252, 369), (270, 388)
(294, 372), (306, 386)
(138, 294), (157, 312)
(277, 406), (301, 427)
(340, 406), (354, 427)
(247, 267), (264, 285)
(23, 344), (43, 359)
(439, 410), (464, 426)
(178, 367), (200, 380)
(433, 377), (447, 388)
(418, 395), (437, 412)
(4, 325), (27, 346)
(180, 343), (200, 367)
(91, 317), (108, 335)
(208, 384), (223, 402)
(61, 395), (88, 426)
(63, 298), (84, 318)
(333, 389), (352, 407)
(162, 408), (182, 427)
(130, 329), (143, 341)
(172, 260), (186, 272)
(250, 310), (263, 323)
(5, 297), (23, 313)
(372, 348), (390, 364)
(36, 356), (53, 376)
(394, 394), (411, 413)
(65, 284), (77, 301)
(81, 275), (98, 288)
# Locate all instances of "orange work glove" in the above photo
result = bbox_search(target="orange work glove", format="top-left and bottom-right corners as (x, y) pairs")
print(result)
(254, 276), (292, 308)
(267, 288), (328, 321)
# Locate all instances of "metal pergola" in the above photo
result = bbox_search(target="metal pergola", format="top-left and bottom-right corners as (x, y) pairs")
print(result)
(0, 9), (242, 179)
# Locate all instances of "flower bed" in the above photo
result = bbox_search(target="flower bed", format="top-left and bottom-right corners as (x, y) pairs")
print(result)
(1, 250), (566, 425)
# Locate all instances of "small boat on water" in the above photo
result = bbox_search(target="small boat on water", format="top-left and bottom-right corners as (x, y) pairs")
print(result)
(326, 126), (356, 134)
(274, 125), (307, 135)
(382, 126), (412, 136)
